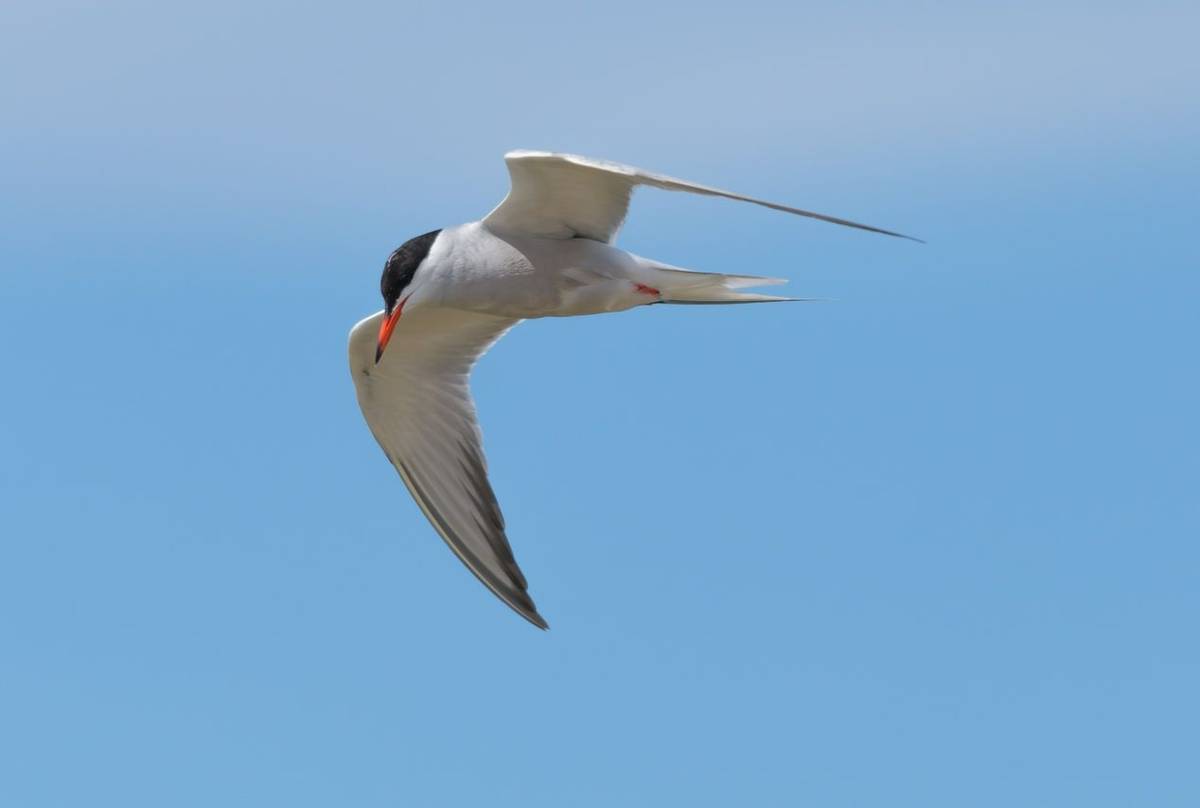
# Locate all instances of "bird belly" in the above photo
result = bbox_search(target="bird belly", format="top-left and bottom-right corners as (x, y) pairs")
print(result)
(435, 224), (657, 319)
(547, 266), (659, 316)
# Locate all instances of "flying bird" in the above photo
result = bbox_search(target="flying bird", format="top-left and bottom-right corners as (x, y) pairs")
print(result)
(349, 151), (918, 628)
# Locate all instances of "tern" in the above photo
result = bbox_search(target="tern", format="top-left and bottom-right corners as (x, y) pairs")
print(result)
(349, 151), (917, 628)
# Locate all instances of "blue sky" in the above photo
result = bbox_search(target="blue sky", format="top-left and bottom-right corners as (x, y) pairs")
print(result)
(2, 1), (1198, 806)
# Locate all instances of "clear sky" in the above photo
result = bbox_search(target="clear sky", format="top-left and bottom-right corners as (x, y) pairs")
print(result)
(2, 1), (1198, 806)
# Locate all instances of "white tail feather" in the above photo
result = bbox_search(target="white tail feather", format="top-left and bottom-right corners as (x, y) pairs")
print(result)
(640, 263), (796, 304)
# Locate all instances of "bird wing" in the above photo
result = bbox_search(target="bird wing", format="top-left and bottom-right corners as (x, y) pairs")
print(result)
(481, 150), (920, 244)
(348, 307), (546, 628)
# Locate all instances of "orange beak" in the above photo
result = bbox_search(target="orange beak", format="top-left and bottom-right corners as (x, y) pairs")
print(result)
(375, 298), (406, 363)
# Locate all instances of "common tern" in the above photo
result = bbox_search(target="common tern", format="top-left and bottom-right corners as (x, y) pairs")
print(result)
(349, 150), (917, 628)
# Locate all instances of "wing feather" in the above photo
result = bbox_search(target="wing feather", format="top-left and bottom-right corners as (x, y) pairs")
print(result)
(348, 308), (546, 628)
(482, 150), (921, 243)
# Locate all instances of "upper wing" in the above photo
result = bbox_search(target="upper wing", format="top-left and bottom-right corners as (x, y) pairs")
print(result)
(348, 307), (546, 628)
(481, 150), (921, 244)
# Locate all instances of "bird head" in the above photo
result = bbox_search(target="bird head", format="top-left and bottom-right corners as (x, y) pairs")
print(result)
(375, 229), (442, 363)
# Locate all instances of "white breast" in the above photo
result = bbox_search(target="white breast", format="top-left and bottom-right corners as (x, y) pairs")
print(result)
(425, 223), (647, 319)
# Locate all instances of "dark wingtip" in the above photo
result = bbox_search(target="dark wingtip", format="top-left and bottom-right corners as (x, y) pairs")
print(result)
(874, 227), (925, 243)
(514, 595), (550, 630)
(517, 605), (550, 630)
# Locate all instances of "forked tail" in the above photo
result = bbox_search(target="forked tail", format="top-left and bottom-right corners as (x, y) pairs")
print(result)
(639, 262), (801, 304)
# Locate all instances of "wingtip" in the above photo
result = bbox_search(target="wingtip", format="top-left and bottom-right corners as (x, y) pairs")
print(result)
(868, 226), (925, 243)
(882, 229), (926, 244)
(508, 588), (550, 630)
